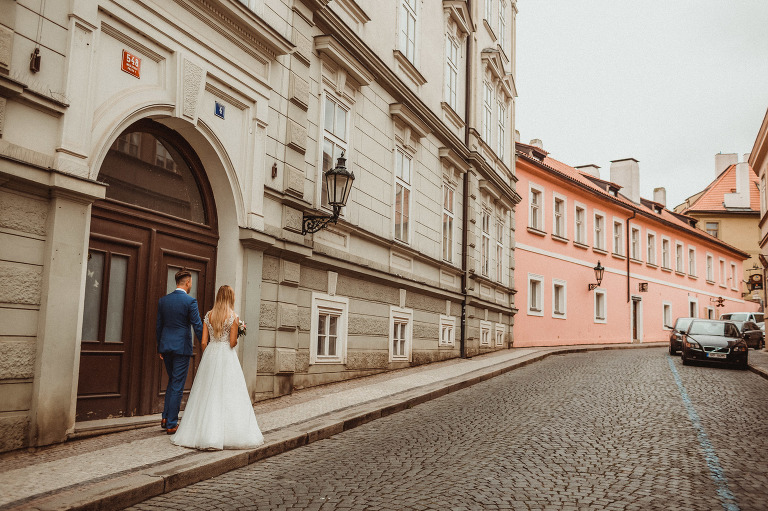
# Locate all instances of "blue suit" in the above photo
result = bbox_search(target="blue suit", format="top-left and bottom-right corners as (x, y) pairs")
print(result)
(156, 289), (204, 428)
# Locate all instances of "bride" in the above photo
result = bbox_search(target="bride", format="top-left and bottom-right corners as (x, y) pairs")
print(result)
(171, 285), (264, 450)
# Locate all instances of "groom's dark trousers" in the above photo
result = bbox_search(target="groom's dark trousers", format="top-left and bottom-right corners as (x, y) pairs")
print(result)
(156, 289), (204, 429)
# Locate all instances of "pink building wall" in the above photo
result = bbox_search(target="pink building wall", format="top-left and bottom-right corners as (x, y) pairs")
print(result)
(513, 152), (757, 347)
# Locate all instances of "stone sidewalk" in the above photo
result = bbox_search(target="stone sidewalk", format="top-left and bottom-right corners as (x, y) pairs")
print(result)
(0, 342), (675, 511)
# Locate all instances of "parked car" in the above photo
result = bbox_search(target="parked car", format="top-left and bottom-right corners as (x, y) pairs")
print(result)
(668, 317), (694, 355)
(730, 321), (765, 350)
(680, 319), (748, 369)
(720, 312), (764, 333)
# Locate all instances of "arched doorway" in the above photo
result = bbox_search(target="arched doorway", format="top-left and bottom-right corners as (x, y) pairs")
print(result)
(77, 119), (218, 421)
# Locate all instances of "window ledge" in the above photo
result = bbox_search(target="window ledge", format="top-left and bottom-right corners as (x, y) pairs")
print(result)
(527, 227), (547, 237)
(630, 258), (643, 265)
(706, 279), (716, 285)
(675, 270), (685, 276)
(553, 314), (567, 320)
(574, 241), (589, 250)
(647, 263), (658, 269)
(719, 284), (727, 288)
(552, 234), (569, 243)
(612, 252), (626, 260)
(441, 102), (465, 130)
(593, 248), (608, 255)
(393, 50), (427, 86)
(527, 308), (543, 317)
(688, 274), (698, 280)
(661, 267), (672, 273)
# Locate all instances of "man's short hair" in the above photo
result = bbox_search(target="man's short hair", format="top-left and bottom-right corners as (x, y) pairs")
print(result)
(175, 269), (192, 285)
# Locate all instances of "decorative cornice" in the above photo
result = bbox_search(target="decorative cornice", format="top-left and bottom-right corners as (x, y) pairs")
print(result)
(392, 50), (427, 86)
(332, 0), (370, 25)
(390, 103), (430, 139)
(439, 147), (468, 174)
(315, 35), (374, 85)
(443, 0), (472, 37)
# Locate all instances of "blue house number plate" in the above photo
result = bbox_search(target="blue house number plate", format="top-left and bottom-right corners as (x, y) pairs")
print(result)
(215, 102), (225, 119)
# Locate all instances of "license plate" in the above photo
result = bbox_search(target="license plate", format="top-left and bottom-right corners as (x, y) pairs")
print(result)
(707, 352), (727, 359)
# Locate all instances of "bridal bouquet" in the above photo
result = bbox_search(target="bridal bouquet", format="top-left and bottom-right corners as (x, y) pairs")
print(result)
(237, 319), (247, 338)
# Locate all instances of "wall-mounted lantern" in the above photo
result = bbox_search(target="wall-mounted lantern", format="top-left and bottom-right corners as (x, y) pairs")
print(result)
(302, 152), (355, 234)
(588, 261), (604, 291)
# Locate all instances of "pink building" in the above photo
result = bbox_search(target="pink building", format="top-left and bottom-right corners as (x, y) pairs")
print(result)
(514, 142), (757, 347)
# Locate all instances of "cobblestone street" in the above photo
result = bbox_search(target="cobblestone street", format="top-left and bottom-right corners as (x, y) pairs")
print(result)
(129, 348), (768, 511)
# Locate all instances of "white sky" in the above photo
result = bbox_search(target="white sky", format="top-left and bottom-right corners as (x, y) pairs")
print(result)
(515, 0), (768, 209)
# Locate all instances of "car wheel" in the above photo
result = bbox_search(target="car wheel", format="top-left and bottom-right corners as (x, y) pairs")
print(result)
(681, 351), (690, 365)
(738, 359), (748, 370)
(669, 344), (676, 356)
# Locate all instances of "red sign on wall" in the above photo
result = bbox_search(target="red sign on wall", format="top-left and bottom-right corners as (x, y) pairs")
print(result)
(121, 50), (141, 79)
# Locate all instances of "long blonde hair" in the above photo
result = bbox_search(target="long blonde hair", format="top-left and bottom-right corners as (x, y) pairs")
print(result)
(209, 285), (235, 337)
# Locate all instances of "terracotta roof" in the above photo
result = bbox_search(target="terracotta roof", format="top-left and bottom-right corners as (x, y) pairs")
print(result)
(683, 164), (760, 213)
(515, 144), (751, 258)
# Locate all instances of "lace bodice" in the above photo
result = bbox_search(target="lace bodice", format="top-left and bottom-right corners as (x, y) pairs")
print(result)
(204, 312), (236, 344)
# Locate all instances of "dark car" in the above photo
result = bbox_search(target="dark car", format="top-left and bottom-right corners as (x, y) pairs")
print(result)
(668, 317), (694, 355)
(681, 319), (748, 369)
(731, 320), (765, 350)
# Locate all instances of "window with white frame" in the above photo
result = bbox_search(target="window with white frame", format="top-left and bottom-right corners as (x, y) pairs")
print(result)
(310, 293), (349, 365)
(553, 279), (567, 318)
(719, 259), (726, 286)
(730, 262), (737, 290)
(389, 306), (413, 361)
(439, 315), (455, 346)
(495, 323), (506, 346)
(574, 204), (586, 244)
(115, 132), (140, 157)
(705, 307), (716, 319)
(496, 218), (504, 283)
(613, 220), (624, 255)
(663, 302), (672, 329)
(705, 222), (719, 238)
(394, 148), (412, 243)
(662, 238), (671, 269)
(688, 247), (696, 276)
(529, 185), (543, 230)
(594, 212), (605, 250)
(485, 0), (492, 22)
(480, 209), (491, 276)
(442, 185), (454, 262)
(706, 254), (714, 282)
(498, 1), (507, 49)
(497, 102), (506, 158)
(480, 320), (492, 345)
(675, 242), (684, 272)
(647, 232), (657, 265)
(322, 95), (349, 209)
(630, 227), (640, 260)
(483, 82), (493, 144)
(553, 195), (566, 238)
(399, 0), (417, 63)
(528, 273), (544, 316)
(445, 36), (459, 111)
(594, 289), (607, 323)
(688, 297), (698, 318)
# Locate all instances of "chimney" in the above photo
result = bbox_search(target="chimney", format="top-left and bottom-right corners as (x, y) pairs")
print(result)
(514, 130), (521, 143)
(610, 158), (640, 203)
(715, 153), (738, 177)
(575, 164), (601, 179)
(530, 139), (543, 150)
(723, 162), (751, 208)
(653, 187), (666, 207)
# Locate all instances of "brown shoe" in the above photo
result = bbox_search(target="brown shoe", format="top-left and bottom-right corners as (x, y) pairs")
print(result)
(161, 418), (167, 430)
(166, 425), (178, 435)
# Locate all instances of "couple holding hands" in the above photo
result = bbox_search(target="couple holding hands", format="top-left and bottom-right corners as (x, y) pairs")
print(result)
(156, 270), (264, 450)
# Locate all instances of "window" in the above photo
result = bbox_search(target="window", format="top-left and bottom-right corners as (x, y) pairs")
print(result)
(594, 212), (605, 250)
(485, 0), (492, 22)
(399, 0), (417, 62)
(688, 247), (696, 276)
(495, 324), (506, 346)
(594, 289), (607, 323)
(322, 95), (349, 209)
(529, 185), (543, 230)
(481, 210), (491, 277)
(719, 259), (726, 286)
(647, 232), (657, 265)
(439, 315), (455, 346)
(553, 195), (566, 238)
(706, 254), (714, 282)
(496, 219), (504, 283)
(574, 204), (586, 244)
(528, 273), (544, 316)
(675, 243), (684, 273)
(310, 293), (349, 365)
(613, 220), (624, 255)
(389, 306), (413, 361)
(115, 132), (140, 157)
(483, 82), (493, 144)
(553, 279), (567, 318)
(154, 140), (177, 171)
(394, 148), (412, 243)
(631, 227), (640, 260)
(688, 297), (698, 318)
(445, 36), (459, 111)
(706, 222), (719, 238)
(480, 321), (492, 346)
(497, 102), (506, 158)
(731, 262), (738, 290)
(662, 238), (671, 269)
(498, 1), (507, 49)
(442, 185), (454, 262)
(663, 302), (672, 329)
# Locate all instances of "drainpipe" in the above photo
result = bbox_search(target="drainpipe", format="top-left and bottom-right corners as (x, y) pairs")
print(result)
(460, 0), (473, 359)
(626, 209), (636, 303)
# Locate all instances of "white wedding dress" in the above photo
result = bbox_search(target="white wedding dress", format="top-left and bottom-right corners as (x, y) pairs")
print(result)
(171, 312), (264, 450)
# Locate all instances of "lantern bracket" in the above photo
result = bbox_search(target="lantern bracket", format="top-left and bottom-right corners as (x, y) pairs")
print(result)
(302, 205), (342, 234)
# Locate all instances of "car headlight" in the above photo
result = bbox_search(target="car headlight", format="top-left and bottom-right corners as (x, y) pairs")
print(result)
(684, 340), (701, 350)
(733, 345), (747, 352)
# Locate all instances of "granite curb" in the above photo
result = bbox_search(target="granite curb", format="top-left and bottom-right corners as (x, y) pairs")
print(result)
(7, 342), (670, 511)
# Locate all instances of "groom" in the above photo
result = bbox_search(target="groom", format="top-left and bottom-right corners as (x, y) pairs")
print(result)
(156, 269), (204, 434)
